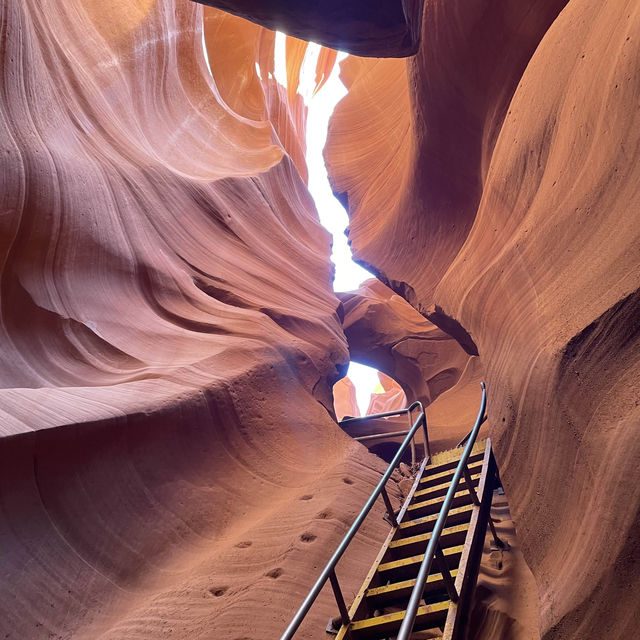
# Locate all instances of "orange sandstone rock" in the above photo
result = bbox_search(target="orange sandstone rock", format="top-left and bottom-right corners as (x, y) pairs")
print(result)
(339, 279), (475, 412)
(366, 372), (407, 416)
(333, 376), (361, 421)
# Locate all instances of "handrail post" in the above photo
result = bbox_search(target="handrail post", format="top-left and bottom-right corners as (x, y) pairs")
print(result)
(433, 543), (458, 603)
(462, 464), (480, 506)
(488, 517), (507, 549)
(380, 486), (398, 527)
(422, 412), (431, 459)
(328, 570), (350, 626)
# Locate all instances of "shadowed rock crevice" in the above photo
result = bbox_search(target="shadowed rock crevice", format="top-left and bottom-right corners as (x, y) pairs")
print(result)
(195, 0), (423, 57)
(425, 304), (479, 357)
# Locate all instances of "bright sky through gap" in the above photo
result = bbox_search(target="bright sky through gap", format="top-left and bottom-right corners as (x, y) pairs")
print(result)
(201, 30), (381, 415)
(288, 36), (373, 292)
(347, 361), (383, 415)
(274, 34), (379, 413)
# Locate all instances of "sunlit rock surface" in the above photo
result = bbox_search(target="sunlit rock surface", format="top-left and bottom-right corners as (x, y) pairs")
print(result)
(365, 373), (406, 416)
(333, 376), (361, 420)
(326, 1), (640, 639)
(4, 0), (638, 638)
(0, 3), (398, 639)
(338, 279), (484, 454)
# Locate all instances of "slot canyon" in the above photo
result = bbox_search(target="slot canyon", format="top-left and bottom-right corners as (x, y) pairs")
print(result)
(0, 1), (638, 639)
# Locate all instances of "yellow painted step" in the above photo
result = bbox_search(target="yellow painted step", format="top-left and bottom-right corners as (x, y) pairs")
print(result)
(388, 522), (469, 559)
(406, 488), (475, 519)
(365, 569), (459, 608)
(419, 454), (484, 488)
(413, 472), (481, 501)
(425, 439), (486, 467)
(378, 545), (463, 581)
(397, 504), (474, 538)
(348, 600), (450, 639)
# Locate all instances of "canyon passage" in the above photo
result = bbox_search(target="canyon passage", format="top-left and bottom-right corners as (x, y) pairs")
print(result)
(0, 1), (639, 640)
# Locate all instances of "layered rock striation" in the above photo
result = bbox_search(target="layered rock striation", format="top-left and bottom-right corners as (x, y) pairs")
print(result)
(339, 279), (475, 410)
(338, 279), (485, 451)
(3, 0), (638, 638)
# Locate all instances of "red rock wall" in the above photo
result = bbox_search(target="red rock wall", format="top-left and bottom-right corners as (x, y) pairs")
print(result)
(0, 3), (397, 638)
(339, 279), (485, 452)
(326, 1), (640, 638)
(340, 280), (478, 407)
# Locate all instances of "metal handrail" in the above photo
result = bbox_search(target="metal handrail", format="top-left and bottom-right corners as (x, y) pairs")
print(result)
(340, 401), (428, 466)
(396, 381), (487, 640)
(353, 429), (411, 442)
(455, 411), (487, 448)
(339, 401), (423, 424)
(280, 401), (429, 639)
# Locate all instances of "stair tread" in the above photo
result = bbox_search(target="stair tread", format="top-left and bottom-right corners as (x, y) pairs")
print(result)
(398, 503), (473, 533)
(378, 545), (463, 573)
(349, 600), (450, 633)
(407, 488), (474, 513)
(423, 440), (486, 470)
(390, 522), (469, 551)
(414, 472), (481, 500)
(366, 568), (459, 598)
(418, 459), (483, 485)
(419, 456), (483, 485)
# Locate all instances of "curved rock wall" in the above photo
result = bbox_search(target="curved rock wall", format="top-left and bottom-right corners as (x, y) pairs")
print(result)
(0, 2), (397, 638)
(326, 0), (569, 310)
(333, 376), (361, 420)
(365, 373), (406, 416)
(326, 1), (640, 638)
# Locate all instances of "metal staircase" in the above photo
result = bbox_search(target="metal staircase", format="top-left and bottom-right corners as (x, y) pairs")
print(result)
(281, 383), (505, 640)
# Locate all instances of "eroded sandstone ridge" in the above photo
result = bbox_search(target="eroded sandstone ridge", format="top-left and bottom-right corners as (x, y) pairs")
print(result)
(0, 3), (398, 638)
(326, 1), (640, 638)
(3, 0), (639, 638)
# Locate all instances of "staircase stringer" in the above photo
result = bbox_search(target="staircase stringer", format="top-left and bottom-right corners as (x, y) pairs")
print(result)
(335, 456), (430, 639)
(443, 438), (496, 640)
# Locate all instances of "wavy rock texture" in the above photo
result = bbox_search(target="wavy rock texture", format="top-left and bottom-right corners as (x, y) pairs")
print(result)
(326, 1), (640, 638)
(194, 0), (423, 57)
(0, 2), (398, 639)
(326, 0), (569, 311)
